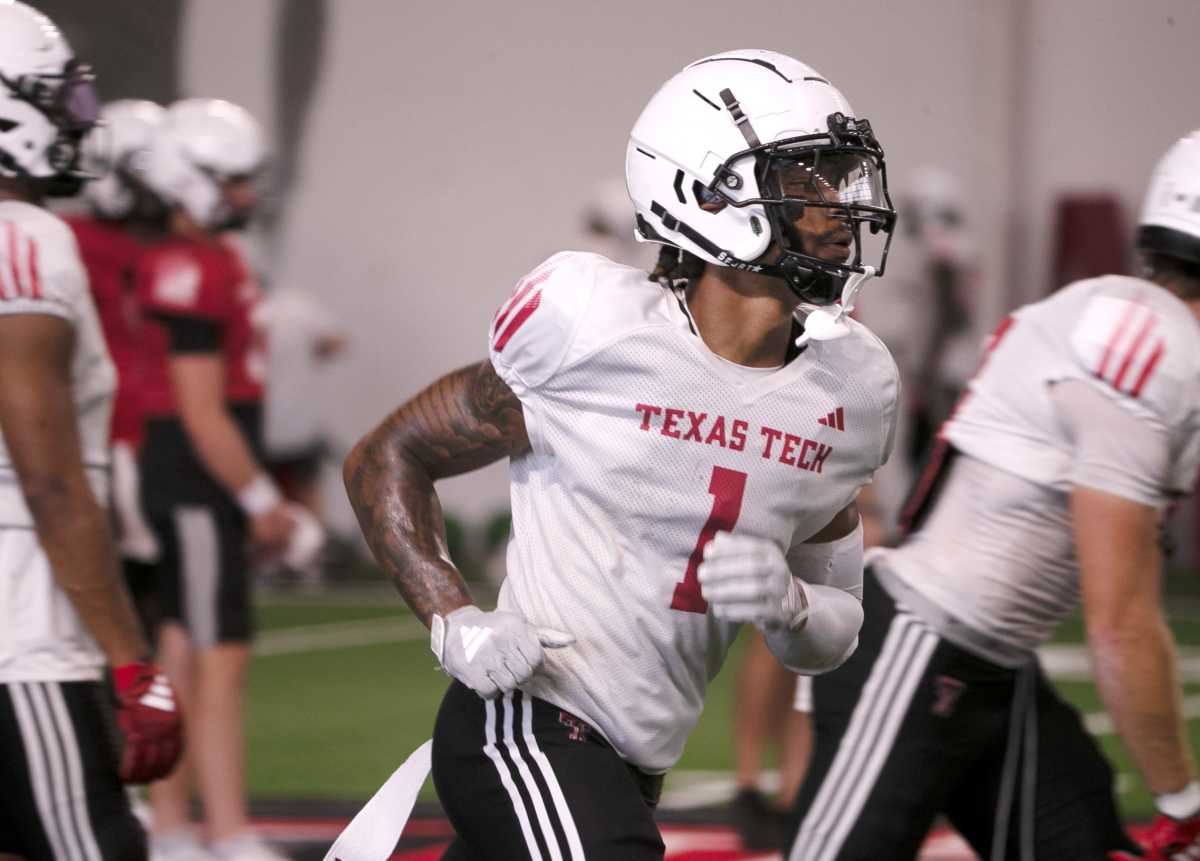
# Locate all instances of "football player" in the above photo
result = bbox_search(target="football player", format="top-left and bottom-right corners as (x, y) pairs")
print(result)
(131, 99), (290, 861)
(787, 132), (1200, 860)
(0, 4), (182, 860)
(345, 49), (900, 858)
(68, 99), (169, 637)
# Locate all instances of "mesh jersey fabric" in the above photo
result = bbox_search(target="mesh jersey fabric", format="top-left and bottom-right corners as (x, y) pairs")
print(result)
(883, 275), (1200, 656)
(0, 201), (114, 681)
(488, 251), (899, 770)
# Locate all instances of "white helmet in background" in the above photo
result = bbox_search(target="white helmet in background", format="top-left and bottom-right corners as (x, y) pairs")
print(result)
(1138, 130), (1200, 267)
(139, 97), (267, 230)
(81, 99), (165, 219)
(0, 0), (99, 194)
(626, 49), (896, 304)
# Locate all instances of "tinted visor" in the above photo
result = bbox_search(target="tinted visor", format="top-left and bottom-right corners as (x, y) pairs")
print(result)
(59, 64), (100, 131)
(773, 150), (888, 223)
(9, 61), (100, 132)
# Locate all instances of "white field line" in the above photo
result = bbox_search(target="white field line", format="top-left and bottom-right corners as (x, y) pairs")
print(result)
(251, 619), (1198, 808)
(1039, 644), (1200, 682)
(254, 617), (427, 657)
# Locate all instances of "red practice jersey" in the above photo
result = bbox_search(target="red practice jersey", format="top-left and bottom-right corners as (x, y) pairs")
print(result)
(136, 236), (265, 418)
(66, 215), (146, 446)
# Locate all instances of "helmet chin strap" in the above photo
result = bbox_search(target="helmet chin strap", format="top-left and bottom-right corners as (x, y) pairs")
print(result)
(794, 265), (875, 348)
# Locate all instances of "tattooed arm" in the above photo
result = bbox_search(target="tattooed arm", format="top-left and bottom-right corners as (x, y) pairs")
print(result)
(343, 360), (530, 627)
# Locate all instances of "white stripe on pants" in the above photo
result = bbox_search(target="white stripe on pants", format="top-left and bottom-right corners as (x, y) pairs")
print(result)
(791, 613), (939, 861)
(10, 682), (104, 861)
(175, 507), (220, 648)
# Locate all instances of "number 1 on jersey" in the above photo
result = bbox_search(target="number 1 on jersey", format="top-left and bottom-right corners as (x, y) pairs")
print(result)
(671, 466), (748, 614)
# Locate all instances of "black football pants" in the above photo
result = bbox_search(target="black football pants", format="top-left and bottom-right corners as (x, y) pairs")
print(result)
(433, 680), (665, 860)
(786, 566), (1137, 861)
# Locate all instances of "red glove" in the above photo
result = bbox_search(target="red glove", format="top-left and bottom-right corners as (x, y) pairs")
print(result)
(1110, 813), (1200, 860)
(112, 662), (183, 784)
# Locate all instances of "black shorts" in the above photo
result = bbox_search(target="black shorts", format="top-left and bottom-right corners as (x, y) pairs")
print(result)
(0, 680), (145, 861)
(150, 501), (253, 647)
(432, 680), (665, 860)
(785, 566), (1138, 861)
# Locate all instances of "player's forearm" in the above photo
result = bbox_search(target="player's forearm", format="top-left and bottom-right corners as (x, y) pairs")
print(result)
(764, 582), (863, 673)
(178, 404), (266, 497)
(25, 477), (147, 666)
(1089, 612), (1194, 794)
(344, 432), (473, 627)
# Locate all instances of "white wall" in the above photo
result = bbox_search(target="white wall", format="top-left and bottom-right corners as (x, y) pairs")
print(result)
(179, 0), (1197, 527)
(1015, 0), (1200, 303)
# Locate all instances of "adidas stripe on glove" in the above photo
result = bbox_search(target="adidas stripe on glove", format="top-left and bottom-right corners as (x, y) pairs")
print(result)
(112, 661), (184, 784)
(431, 605), (574, 700)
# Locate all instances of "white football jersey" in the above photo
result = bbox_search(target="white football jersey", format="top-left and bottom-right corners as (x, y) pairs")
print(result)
(489, 251), (899, 771)
(0, 200), (115, 682)
(884, 275), (1200, 656)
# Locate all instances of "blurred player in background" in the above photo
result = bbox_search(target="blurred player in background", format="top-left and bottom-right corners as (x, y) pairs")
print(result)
(68, 98), (168, 637)
(347, 49), (899, 857)
(131, 98), (291, 861)
(0, 4), (182, 859)
(787, 132), (1200, 861)
(258, 286), (344, 517)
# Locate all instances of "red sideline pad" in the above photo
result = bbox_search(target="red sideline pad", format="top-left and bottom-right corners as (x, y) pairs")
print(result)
(256, 818), (1151, 860)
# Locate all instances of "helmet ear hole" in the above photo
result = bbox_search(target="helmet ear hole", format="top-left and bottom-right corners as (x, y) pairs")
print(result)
(693, 180), (726, 213)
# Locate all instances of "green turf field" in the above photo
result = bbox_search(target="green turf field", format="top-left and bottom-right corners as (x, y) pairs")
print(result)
(245, 585), (1200, 820)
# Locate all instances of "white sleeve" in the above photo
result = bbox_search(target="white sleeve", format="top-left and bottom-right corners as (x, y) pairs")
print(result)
(487, 252), (598, 395)
(0, 220), (77, 321)
(1050, 380), (1170, 508)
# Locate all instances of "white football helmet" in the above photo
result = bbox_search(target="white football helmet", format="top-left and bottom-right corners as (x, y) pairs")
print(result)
(1138, 130), (1200, 267)
(626, 50), (896, 304)
(0, 0), (99, 194)
(81, 99), (166, 219)
(139, 97), (267, 230)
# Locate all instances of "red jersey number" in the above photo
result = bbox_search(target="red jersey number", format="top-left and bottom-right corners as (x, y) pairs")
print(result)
(671, 466), (748, 614)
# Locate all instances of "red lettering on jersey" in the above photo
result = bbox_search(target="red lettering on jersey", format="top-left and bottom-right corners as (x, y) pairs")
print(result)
(810, 443), (833, 474)
(683, 411), (707, 442)
(634, 402), (662, 431)
(661, 408), (684, 439)
(779, 433), (802, 466)
(760, 426), (783, 459)
(730, 420), (749, 451)
(797, 438), (817, 470)
(705, 415), (728, 447)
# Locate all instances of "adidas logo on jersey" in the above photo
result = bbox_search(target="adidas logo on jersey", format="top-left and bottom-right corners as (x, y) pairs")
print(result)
(460, 626), (493, 663)
(817, 407), (845, 431)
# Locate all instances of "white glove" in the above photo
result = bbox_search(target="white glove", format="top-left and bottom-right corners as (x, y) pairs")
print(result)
(697, 532), (808, 630)
(431, 605), (574, 699)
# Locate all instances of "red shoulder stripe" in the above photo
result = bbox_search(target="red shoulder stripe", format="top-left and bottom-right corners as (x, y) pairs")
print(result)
(26, 235), (40, 299)
(1111, 312), (1157, 391)
(5, 222), (22, 298)
(494, 290), (543, 353)
(492, 269), (553, 337)
(1129, 338), (1166, 397)
(1096, 302), (1139, 380)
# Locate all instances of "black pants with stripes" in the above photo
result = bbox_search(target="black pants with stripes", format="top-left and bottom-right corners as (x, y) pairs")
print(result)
(786, 567), (1137, 861)
(432, 681), (666, 860)
(0, 680), (145, 861)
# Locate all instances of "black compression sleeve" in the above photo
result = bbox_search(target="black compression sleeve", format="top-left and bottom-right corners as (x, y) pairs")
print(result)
(153, 313), (221, 353)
